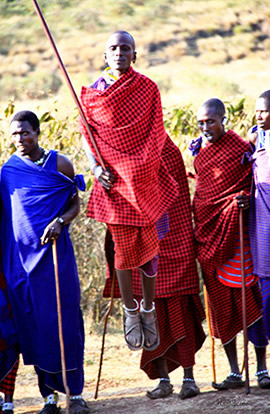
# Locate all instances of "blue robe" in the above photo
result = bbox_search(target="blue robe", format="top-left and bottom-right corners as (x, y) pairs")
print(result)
(0, 150), (85, 394)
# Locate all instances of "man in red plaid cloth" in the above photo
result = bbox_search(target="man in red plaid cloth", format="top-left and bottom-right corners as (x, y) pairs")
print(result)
(104, 136), (206, 399)
(190, 98), (270, 390)
(80, 31), (179, 352)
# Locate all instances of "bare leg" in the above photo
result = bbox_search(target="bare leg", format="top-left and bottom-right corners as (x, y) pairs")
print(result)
(254, 346), (270, 388)
(4, 393), (13, 403)
(213, 337), (244, 390)
(116, 269), (135, 309)
(3, 393), (14, 413)
(147, 358), (173, 399)
(140, 272), (156, 310)
(254, 346), (267, 372)
(180, 366), (200, 399)
(223, 337), (241, 374)
(140, 273), (159, 349)
(155, 357), (169, 379)
(184, 367), (194, 380)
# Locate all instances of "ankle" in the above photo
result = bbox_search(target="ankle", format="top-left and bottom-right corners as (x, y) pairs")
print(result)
(160, 377), (170, 383)
(256, 369), (269, 377)
(229, 372), (242, 379)
(140, 299), (155, 313)
(123, 298), (139, 314)
(3, 402), (14, 411)
(44, 392), (58, 405)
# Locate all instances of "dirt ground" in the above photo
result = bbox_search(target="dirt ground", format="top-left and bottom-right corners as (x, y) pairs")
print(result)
(13, 319), (270, 414)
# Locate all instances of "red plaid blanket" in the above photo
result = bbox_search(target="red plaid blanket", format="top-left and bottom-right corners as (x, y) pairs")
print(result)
(103, 137), (200, 297)
(80, 67), (178, 226)
(193, 130), (252, 266)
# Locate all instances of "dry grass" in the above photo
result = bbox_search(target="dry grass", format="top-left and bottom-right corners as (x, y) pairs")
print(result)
(13, 320), (270, 413)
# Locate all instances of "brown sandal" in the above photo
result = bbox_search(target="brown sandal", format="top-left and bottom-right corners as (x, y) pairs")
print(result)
(123, 299), (144, 351)
(147, 381), (173, 399)
(140, 300), (160, 351)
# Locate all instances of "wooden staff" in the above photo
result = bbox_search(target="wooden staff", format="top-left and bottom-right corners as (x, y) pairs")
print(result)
(239, 205), (250, 394)
(52, 239), (70, 413)
(203, 285), (217, 385)
(94, 270), (116, 399)
(31, 0), (106, 170)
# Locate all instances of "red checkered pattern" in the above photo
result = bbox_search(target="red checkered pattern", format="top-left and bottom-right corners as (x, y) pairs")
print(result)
(107, 223), (158, 270)
(0, 359), (19, 394)
(193, 129), (262, 344)
(103, 137), (201, 296)
(203, 263), (262, 344)
(140, 295), (205, 379)
(80, 67), (178, 226)
(193, 130), (252, 266)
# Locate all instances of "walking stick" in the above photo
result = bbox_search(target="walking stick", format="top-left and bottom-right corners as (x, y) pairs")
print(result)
(31, 0), (106, 170)
(52, 239), (70, 413)
(239, 204), (250, 394)
(94, 269), (116, 399)
(203, 285), (217, 385)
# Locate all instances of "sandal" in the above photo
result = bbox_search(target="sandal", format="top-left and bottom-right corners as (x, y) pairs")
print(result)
(179, 379), (200, 400)
(39, 404), (61, 414)
(1, 402), (14, 414)
(70, 397), (90, 413)
(140, 300), (160, 351)
(256, 370), (270, 389)
(147, 380), (173, 399)
(123, 299), (144, 351)
(212, 373), (244, 391)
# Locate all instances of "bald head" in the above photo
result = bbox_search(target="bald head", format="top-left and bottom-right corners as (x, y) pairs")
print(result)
(197, 98), (226, 144)
(106, 31), (135, 50)
(199, 98), (226, 119)
(105, 31), (136, 78)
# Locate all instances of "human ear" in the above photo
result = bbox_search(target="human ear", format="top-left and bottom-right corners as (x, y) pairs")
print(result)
(222, 117), (227, 126)
(132, 51), (137, 64)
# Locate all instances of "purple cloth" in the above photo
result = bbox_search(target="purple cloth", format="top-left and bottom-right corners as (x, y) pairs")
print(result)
(249, 148), (270, 278)
(247, 277), (270, 345)
(91, 76), (109, 91)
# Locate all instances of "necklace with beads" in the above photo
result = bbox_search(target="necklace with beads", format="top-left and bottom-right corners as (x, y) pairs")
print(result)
(34, 148), (49, 166)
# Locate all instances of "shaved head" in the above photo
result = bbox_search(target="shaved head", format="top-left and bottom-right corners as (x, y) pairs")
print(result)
(106, 31), (136, 50)
(105, 31), (136, 78)
(199, 98), (226, 119)
(258, 90), (270, 109)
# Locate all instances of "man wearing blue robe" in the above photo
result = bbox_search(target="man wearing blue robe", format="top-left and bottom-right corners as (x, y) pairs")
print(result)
(0, 111), (90, 414)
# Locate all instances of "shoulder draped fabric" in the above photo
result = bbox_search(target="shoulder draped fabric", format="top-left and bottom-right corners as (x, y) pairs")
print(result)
(0, 151), (84, 381)
(80, 66), (179, 226)
(249, 147), (270, 278)
(193, 130), (252, 267)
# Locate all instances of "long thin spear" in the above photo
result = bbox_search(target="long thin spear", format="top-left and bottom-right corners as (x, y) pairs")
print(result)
(239, 204), (250, 394)
(94, 270), (116, 399)
(31, 0), (106, 170)
(52, 239), (70, 413)
(204, 285), (217, 385)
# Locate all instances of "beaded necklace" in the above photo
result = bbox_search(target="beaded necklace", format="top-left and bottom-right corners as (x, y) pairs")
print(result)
(34, 148), (49, 166)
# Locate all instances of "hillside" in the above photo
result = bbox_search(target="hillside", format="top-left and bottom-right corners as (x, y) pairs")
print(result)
(0, 0), (270, 110)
